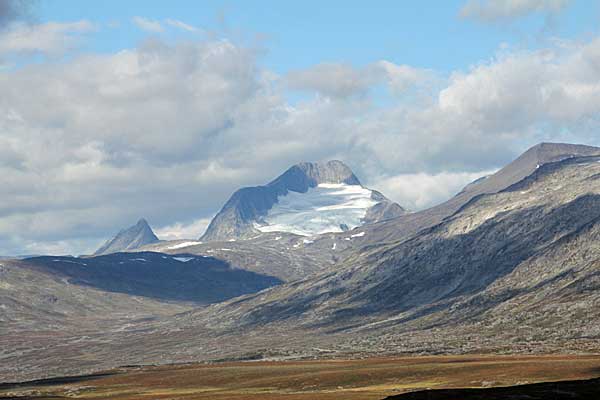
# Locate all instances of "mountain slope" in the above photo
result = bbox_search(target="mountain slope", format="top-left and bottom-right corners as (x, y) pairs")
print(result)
(156, 149), (600, 357)
(201, 160), (405, 241)
(94, 218), (160, 255)
(137, 232), (344, 281)
(343, 142), (600, 248)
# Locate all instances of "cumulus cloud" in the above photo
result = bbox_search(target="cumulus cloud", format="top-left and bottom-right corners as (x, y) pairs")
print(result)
(439, 41), (600, 130)
(286, 62), (374, 98)
(0, 20), (94, 58)
(155, 218), (212, 240)
(286, 61), (431, 99)
(460, 0), (572, 22)
(1, 32), (600, 254)
(132, 16), (164, 33)
(375, 61), (434, 94)
(372, 170), (497, 211)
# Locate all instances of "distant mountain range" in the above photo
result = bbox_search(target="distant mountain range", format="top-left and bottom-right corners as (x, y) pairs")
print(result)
(4, 142), (600, 383)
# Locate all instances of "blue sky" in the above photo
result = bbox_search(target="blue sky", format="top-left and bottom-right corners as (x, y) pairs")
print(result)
(2, 0), (600, 255)
(39, 0), (599, 74)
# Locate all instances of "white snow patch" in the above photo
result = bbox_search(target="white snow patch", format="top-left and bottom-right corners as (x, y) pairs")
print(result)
(302, 239), (314, 244)
(350, 231), (365, 238)
(220, 248), (232, 251)
(173, 257), (194, 263)
(256, 183), (377, 236)
(166, 241), (203, 250)
(332, 242), (337, 250)
(130, 258), (147, 262)
(274, 236), (282, 241)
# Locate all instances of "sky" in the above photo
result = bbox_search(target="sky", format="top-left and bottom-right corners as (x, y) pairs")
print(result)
(1, 0), (600, 255)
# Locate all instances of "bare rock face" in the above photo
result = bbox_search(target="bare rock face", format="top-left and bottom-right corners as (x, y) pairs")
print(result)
(94, 219), (159, 255)
(201, 160), (405, 241)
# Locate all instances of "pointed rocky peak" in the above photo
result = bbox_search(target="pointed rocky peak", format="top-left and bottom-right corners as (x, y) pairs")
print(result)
(94, 218), (160, 256)
(134, 218), (151, 229)
(201, 160), (404, 241)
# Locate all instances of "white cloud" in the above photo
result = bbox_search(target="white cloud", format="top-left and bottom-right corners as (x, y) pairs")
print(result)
(438, 41), (600, 128)
(286, 61), (432, 99)
(286, 62), (374, 98)
(460, 0), (572, 22)
(155, 218), (212, 240)
(1, 33), (600, 254)
(165, 18), (199, 32)
(375, 61), (434, 94)
(132, 16), (164, 33)
(372, 170), (497, 211)
(0, 20), (94, 58)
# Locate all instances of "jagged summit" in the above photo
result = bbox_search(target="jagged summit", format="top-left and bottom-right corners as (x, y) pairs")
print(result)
(201, 160), (405, 241)
(94, 218), (160, 255)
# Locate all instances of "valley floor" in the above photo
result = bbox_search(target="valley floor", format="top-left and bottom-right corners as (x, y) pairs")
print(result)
(2, 354), (600, 400)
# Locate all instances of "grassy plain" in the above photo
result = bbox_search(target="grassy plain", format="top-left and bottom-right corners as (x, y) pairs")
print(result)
(2, 354), (600, 400)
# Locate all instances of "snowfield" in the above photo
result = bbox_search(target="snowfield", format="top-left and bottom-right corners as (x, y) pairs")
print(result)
(256, 183), (377, 236)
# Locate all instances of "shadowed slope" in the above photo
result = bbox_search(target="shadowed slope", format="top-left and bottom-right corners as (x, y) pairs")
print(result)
(24, 252), (282, 303)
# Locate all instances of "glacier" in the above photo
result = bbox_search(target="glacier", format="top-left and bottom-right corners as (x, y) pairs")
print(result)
(255, 183), (377, 236)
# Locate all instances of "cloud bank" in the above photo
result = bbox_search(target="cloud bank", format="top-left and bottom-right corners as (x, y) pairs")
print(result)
(1, 18), (600, 254)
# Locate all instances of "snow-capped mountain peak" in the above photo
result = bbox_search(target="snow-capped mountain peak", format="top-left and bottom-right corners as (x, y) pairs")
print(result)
(201, 161), (405, 241)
